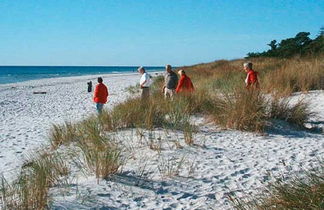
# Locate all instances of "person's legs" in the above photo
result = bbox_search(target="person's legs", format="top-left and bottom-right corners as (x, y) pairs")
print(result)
(141, 88), (150, 99)
(164, 88), (175, 100)
(96, 103), (104, 114)
(164, 88), (169, 99)
(169, 89), (175, 100)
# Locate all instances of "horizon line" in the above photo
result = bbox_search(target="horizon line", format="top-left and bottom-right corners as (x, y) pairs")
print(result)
(0, 65), (166, 67)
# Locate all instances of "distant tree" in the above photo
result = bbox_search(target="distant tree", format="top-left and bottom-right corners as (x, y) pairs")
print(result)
(246, 29), (323, 58)
(276, 37), (297, 57)
(306, 31), (324, 55)
(246, 52), (263, 58)
(267, 40), (277, 51)
(319, 27), (324, 36)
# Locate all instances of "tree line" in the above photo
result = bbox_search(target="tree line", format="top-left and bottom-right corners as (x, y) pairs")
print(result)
(247, 27), (324, 58)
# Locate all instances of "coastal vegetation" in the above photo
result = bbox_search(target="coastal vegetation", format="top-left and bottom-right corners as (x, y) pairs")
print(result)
(1, 53), (324, 209)
(230, 165), (324, 209)
(247, 28), (324, 58)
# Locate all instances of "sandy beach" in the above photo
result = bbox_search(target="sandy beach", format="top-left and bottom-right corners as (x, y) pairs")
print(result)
(0, 73), (143, 178)
(0, 74), (324, 209)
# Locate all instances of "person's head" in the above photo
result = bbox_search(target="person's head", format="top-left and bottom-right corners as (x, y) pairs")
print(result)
(165, 64), (172, 73)
(178, 69), (185, 76)
(137, 66), (145, 74)
(243, 62), (253, 72)
(97, 77), (103, 83)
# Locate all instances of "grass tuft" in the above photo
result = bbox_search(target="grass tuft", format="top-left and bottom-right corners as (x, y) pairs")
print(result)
(76, 119), (123, 181)
(212, 89), (268, 132)
(0, 152), (69, 209)
(230, 165), (324, 209)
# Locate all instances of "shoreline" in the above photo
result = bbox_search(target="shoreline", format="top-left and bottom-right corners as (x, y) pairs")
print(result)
(0, 70), (164, 87)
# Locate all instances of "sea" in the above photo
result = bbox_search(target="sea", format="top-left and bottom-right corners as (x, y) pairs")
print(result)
(0, 66), (164, 84)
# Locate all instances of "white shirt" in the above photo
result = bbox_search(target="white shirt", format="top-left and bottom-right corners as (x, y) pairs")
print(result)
(245, 73), (249, 85)
(140, 72), (152, 87)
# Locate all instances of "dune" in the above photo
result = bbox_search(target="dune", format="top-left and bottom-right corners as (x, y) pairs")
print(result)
(0, 73), (323, 209)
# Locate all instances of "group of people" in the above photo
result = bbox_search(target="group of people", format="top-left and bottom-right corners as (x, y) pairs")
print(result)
(138, 64), (194, 100)
(92, 62), (259, 113)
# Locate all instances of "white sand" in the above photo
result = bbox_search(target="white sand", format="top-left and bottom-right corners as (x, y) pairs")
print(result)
(0, 73), (144, 178)
(0, 74), (323, 209)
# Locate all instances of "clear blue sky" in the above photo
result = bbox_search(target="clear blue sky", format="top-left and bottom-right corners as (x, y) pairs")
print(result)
(0, 0), (323, 66)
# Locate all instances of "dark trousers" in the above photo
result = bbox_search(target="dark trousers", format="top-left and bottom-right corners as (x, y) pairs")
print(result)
(141, 87), (150, 99)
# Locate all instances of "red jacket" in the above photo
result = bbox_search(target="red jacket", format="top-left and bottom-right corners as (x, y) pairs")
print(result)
(93, 83), (108, 103)
(176, 75), (194, 93)
(245, 70), (259, 88)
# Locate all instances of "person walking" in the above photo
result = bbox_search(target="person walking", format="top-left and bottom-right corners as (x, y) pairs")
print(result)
(93, 77), (108, 114)
(243, 62), (259, 89)
(175, 70), (194, 94)
(138, 66), (152, 99)
(162, 64), (178, 99)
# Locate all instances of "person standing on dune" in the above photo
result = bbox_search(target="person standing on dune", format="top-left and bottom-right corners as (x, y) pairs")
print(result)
(162, 64), (178, 99)
(243, 62), (259, 89)
(138, 66), (152, 99)
(176, 70), (194, 94)
(93, 77), (108, 114)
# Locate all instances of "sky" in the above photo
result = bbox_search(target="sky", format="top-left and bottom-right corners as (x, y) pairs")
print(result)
(0, 0), (323, 66)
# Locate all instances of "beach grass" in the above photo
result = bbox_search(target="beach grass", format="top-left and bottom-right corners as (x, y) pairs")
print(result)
(0, 152), (69, 209)
(230, 164), (324, 209)
(49, 121), (79, 149)
(269, 97), (312, 128)
(76, 119), (123, 181)
(213, 89), (268, 132)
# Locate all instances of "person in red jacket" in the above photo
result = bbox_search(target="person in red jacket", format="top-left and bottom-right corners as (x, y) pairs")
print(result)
(93, 77), (108, 114)
(243, 62), (259, 89)
(176, 70), (194, 94)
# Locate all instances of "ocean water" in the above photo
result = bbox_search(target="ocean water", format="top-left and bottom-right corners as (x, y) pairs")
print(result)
(0, 66), (164, 84)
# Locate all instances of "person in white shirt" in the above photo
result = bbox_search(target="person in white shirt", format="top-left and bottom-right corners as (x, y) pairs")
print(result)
(138, 66), (151, 99)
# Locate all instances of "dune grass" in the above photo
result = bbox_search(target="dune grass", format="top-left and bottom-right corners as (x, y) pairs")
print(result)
(0, 152), (69, 209)
(262, 57), (324, 96)
(210, 88), (312, 132)
(75, 119), (123, 180)
(230, 165), (324, 209)
(269, 97), (312, 128)
(182, 56), (324, 96)
(49, 121), (79, 149)
(212, 89), (268, 132)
